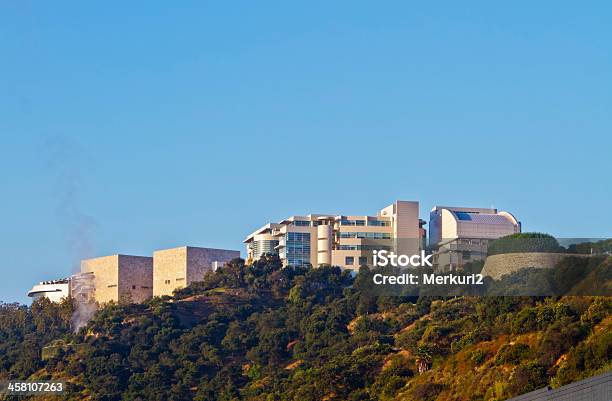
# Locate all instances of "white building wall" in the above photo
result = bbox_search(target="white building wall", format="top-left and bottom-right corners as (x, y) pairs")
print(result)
(28, 282), (70, 303)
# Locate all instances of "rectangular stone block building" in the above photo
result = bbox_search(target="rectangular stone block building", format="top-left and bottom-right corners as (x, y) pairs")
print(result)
(153, 246), (240, 296)
(81, 254), (153, 304)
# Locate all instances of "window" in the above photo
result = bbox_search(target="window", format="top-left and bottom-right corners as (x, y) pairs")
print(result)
(455, 212), (473, 221)
(293, 220), (310, 226)
(164, 279), (171, 284)
(253, 239), (279, 257)
(107, 284), (117, 288)
(337, 245), (391, 251)
(338, 232), (392, 239)
(368, 220), (390, 227)
(132, 285), (136, 290)
(286, 232), (311, 266)
(176, 278), (185, 281)
(340, 219), (366, 226)
(345, 256), (354, 265)
(359, 256), (368, 265)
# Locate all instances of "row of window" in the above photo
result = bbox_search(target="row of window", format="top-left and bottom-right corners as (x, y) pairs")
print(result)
(287, 257), (310, 266)
(287, 232), (311, 241)
(286, 232), (311, 266)
(292, 220), (329, 227)
(345, 256), (368, 266)
(286, 242), (310, 247)
(340, 219), (390, 227)
(290, 219), (390, 227)
(108, 284), (152, 289)
(340, 219), (366, 226)
(163, 278), (185, 284)
(252, 240), (279, 257)
(336, 245), (392, 251)
(367, 220), (390, 226)
(338, 232), (392, 239)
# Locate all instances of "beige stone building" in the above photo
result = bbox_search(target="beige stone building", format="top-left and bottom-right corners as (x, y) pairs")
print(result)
(428, 206), (521, 271)
(244, 200), (425, 270)
(81, 254), (153, 304)
(153, 246), (240, 296)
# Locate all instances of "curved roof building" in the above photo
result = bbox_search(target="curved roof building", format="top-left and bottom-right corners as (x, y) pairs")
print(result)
(27, 278), (70, 303)
(429, 206), (521, 271)
(429, 206), (520, 247)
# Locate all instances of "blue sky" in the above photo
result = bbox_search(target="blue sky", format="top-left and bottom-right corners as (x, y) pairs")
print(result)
(1, 2), (611, 303)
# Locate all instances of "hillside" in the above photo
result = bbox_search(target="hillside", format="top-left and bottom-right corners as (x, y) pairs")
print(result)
(1, 255), (611, 401)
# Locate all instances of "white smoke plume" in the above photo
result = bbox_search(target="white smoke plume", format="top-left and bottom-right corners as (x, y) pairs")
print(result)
(44, 135), (98, 331)
(70, 272), (97, 332)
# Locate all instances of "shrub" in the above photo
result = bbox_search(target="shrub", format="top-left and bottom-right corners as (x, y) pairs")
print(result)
(537, 320), (589, 367)
(488, 233), (562, 256)
(412, 382), (445, 401)
(581, 297), (612, 325)
(494, 343), (532, 365)
(553, 330), (612, 386)
(508, 362), (548, 396)
(470, 349), (488, 366)
(451, 328), (491, 353)
(567, 238), (612, 254)
(512, 308), (538, 334)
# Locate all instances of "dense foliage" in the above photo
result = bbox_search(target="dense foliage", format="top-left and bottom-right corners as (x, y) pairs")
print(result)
(0, 298), (72, 382)
(568, 238), (612, 255)
(487, 233), (563, 255)
(1, 255), (610, 401)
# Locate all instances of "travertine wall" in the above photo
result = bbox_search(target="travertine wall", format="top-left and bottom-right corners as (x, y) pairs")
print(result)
(380, 200), (420, 257)
(481, 252), (588, 280)
(81, 255), (120, 304)
(186, 247), (240, 284)
(153, 247), (188, 297)
(81, 255), (153, 304)
(117, 255), (153, 303)
(153, 246), (240, 296)
(82, 247), (239, 301)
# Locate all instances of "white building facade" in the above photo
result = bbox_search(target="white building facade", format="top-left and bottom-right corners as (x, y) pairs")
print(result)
(28, 279), (71, 303)
(245, 200), (425, 270)
(429, 206), (521, 271)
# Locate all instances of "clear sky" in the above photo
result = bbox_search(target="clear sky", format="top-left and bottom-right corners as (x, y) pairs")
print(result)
(1, 2), (611, 303)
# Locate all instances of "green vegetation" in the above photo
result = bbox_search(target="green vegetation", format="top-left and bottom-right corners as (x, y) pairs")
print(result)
(0, 255), (610, 400)
(568, 238), (612, 254)
(0, 298), (72, 381)
(487, 233), (563, 255)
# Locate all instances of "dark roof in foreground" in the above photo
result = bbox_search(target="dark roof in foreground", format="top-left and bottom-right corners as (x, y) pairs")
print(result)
(508, 370), (611, 401)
